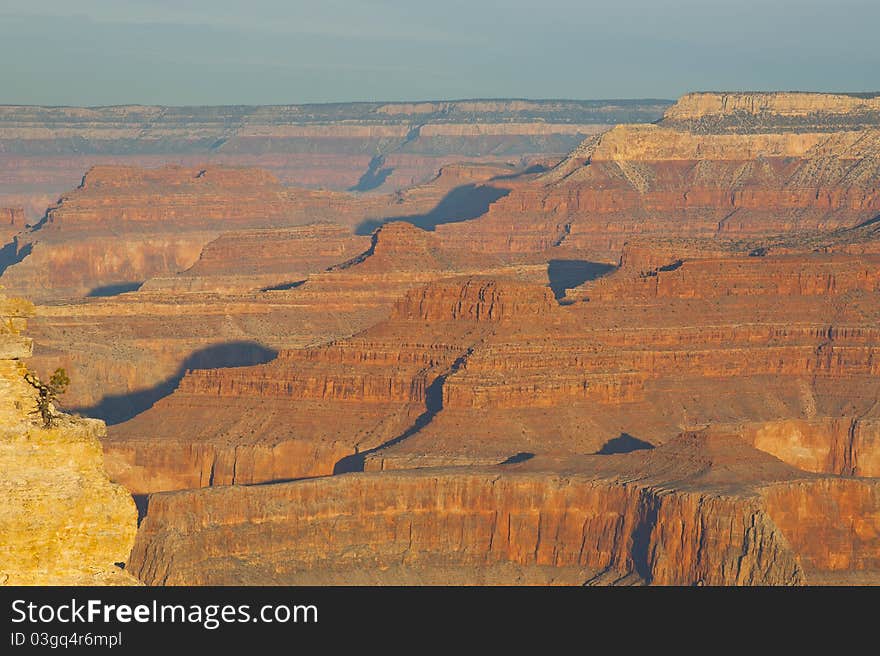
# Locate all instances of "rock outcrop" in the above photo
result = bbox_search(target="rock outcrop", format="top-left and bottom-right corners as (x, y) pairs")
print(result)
(662, 91), (880, 132)
(0, 294), (138, 585)
(0, 207), (24, 244)
(127, 433), (879, 585)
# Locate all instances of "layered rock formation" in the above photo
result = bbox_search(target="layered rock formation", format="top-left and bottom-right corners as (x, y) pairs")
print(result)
(435, 93), (880, 261)
(662, 91), (880, 132)
(11, 91), (880, 586)
(0, 161), (515, 300)
(0, 294), (138, 585)
(141, 223), (370, 293)
(0, 99), (670, 220)
(0, 207), (24, 244)
(103, 275), (554, 493)
(128, 432), (878, 585)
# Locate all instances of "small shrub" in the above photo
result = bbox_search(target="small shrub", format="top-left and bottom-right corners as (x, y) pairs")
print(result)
(23, 367), (70, 428)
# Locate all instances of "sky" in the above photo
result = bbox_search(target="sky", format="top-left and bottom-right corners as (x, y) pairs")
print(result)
(1, 0), (877, 105)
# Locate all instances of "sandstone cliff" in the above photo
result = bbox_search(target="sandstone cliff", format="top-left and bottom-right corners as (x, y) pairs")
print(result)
(127, 432), (878, 585)
(0, 207), (24, 244)
(0, 294), (138, 585)
(662, 91), (880, 132)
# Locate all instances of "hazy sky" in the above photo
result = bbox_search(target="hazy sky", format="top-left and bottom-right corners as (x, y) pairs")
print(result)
(1, 0), (877, 105)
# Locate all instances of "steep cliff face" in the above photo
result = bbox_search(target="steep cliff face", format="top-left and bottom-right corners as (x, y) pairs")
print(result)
(391, 277), (556, 322)
(718, 417), (880, 477)
(141, 223), (371, 293)
(0, 294), (138, 585)
(0, 207), (24, 244)
(434, 94), (880, 261)
(662, 91), (880, 132)
(127, 433), (877, 586)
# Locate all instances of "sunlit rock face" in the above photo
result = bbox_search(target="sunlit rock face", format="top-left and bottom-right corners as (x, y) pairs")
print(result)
(0, 294), (138, 585)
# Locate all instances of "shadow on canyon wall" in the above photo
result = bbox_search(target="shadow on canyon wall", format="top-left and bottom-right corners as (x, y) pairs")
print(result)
(355, 183), (510, 235)
(490, 163), (549, 180)
(349, 154), (394, 192)
(595, 433), (655, 455)
(547, 259), (616, 302)
(260, 279), (306, 292)
(333, 348), (473, 474)
(72, 341), (278, 425)
(132, 494), (150, 525)
(0, 238), (32, 277)
(86, 281), (144, 297)
(501, 452), (536, 464)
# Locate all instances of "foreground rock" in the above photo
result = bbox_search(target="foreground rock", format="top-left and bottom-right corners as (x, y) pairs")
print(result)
(0, 294), (138, 585)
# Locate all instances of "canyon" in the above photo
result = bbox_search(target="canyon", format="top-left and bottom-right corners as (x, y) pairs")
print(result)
(3, 91), (880, 585)
(0, 99), (669, 221)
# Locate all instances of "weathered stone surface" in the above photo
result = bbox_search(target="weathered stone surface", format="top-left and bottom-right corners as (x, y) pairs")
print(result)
(0, 295), (138, 585)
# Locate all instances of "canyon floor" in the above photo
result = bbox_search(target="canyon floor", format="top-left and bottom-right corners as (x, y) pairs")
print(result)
(2, 92), (879, 585)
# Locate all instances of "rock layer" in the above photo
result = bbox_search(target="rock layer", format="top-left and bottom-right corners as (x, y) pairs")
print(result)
(127, 433), (879, 585)
(0, 99), (670, 220)
(0, 294), (138, 585)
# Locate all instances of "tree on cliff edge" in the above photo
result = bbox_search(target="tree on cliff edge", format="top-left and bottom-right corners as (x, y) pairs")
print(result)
(23, 367), (70, 428)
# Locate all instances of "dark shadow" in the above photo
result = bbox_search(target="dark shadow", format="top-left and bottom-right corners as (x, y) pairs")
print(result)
(27, 207), (51, 232)
(349, 124), (421, 192)
(595, 433), (655, 455)
(658, 259), (683, 272)
(328, 230), (379, 271)
(333, 348), (472, 474)
(552, 223), (572, 247)
(748, 247), (768, 257)
(71, 341), (278, 425)
(854, 213), (880, 229)
(132, 494), (149, 526)
(86, 282), (143, 297)
(501, 452), (535, 464)
(0, 239), (32, 277)
(260, 279), (306, 292)
(355, 184), (510, 235)
(349, 154), (394, 192)
(630, 496), (660, 582)
(547, 259), (616, 301)
(247, 475), (313, 486)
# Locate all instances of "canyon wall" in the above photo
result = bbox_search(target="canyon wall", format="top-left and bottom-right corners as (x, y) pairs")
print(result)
(0, 161), (520, 300)
(128, 433), (878, 585)
(434, 93), (880, 261)
(0, 99), (670, 220)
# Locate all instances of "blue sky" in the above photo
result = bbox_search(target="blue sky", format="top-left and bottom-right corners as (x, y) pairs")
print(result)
(1, 0), (877, 105)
